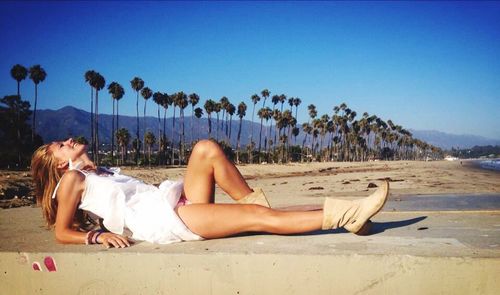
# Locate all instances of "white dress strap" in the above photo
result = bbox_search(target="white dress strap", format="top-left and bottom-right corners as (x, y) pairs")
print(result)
(51, 168), (88, 199)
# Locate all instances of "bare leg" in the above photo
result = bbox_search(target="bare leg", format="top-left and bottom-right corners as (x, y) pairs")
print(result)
(183, 140), (253, 204)
(177, 204), (323, 239)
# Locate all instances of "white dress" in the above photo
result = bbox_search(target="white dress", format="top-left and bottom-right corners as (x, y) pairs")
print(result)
(51, 167), (203, 244)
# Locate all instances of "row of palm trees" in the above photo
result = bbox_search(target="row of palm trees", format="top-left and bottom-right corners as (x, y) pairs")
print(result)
(10, 64), (47, 142)
(81, 70), (441, 166)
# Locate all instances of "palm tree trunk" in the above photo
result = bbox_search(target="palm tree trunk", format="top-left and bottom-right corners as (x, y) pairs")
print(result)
(143, 100), (147, 164)
(171, 107), (176, 165)
(236, 117), (243, 164)
(95, 90), (99, 165)
(111, 99), (115, 164)
(32, 84), (38, 142)
(89, 87), (93, 160)
(258, 117), (264, 163)
(157, 104), (161, 166)
(116, 101), (120, 166)
(135, 91), (140, 166)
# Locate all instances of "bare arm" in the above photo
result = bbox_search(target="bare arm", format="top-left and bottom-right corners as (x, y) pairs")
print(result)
(53, 170), (130, 248)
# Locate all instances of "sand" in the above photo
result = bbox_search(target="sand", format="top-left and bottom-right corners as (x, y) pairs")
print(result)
(122, 160), (500, 208)
(1, 159), (499, 209)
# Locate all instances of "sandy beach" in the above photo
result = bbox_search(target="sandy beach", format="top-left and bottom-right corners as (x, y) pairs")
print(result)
(1, 159), (499, 209)
(123, 159), (500, 208)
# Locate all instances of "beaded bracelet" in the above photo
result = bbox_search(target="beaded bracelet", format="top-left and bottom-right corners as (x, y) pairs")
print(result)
(94, 231), (104, 244)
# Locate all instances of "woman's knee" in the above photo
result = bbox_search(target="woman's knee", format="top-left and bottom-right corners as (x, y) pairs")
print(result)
(191, 140), (224, 161)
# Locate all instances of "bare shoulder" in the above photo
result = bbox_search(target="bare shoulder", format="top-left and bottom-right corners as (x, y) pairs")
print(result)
(56, 170), (86, 201)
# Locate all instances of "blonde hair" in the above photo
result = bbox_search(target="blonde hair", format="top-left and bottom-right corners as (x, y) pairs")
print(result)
(31, 144), (61, 228)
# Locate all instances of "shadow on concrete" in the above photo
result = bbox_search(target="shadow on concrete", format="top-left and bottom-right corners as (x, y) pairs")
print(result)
(370, 216), (427, 234)
(231, 216), (428, 238)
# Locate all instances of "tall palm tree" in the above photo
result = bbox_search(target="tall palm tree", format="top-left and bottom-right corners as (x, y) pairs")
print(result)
(153, 91), (163, 164)
(194, 107), (204, 141)
(91, 73), (105, 165)
(141, 87), (153, 162)
(144, 131), (156, 167)
(236, 102), (247, 164)
(170, 92), (179, 165)
(108, 82), (125, 165)
(161, 93), (171, 164)
(293, 97), (302, 123)
(250, 94), (260, 147)
(304, 104), (317, 155)
(10, 64), (28, 159)
(29, 65), (47, 142)
(214, 102), (222, 141)
(84, 70), (96, 158)
(219, 96), (230, 139)
(130, 77), (144, 165)
(10, 64), (27, 97)
(257, 107), (271, 162)
(262, 107), (272, 162)
(226, 103), (236, 145)
(204, 99), (215, 139)
(270, 95), (280, 149)
(116, 128), (131, 165)
(188, 93), (200, 144)
(177, 92), (188, 164)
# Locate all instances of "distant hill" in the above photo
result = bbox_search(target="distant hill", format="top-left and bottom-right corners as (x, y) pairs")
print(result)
(35, 106), (265, 148)
(34, 106), (499, 150)
(410, 129), (500, 150)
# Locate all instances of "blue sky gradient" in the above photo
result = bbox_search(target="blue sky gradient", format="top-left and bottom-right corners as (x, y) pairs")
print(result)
(1, 1), (499, 139)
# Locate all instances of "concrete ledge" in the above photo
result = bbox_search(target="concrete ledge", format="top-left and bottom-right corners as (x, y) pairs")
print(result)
(2, 252), (499, 294)
(1, 207), (499, 294)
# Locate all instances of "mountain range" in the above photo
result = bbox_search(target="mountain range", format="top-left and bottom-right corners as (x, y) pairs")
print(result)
(34, 106), (500, 150)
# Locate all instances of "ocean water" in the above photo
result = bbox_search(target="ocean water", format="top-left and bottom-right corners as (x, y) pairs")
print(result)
(480, 159), (500, 171)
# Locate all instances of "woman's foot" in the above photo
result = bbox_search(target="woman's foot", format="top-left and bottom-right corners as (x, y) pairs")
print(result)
(322, 180), (389, 234)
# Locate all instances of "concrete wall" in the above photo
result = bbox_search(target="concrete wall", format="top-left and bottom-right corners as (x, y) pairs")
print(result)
(1, 252), (498, 295)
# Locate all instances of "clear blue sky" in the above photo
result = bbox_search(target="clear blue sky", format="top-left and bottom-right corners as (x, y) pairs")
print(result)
(1, 1), (499, 139)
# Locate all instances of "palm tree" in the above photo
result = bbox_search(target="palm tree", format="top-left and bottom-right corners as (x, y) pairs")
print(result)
(270, 95), (280, 150)
(188, 93), (200, 144)
(177, 92), (188, 164)
(29, 65), (47, 142)
(226, 103), (236, 145)
(204, 99), (215, 139)
(257, 107), (271, 162)
(10, 64), (27, 97)
(144, 131), (156, 167)
(10, 64), (28, 158)
(250, 94), (260, 146)
(84, 70), (96, 158)
(141, 87), (153, 162)
(194, 107), (204, 141)
(108, 82), (125, 165)
(161, 93), (171, 164)
(304, 104), (317, 156)
(293, 97), (302, 124)
(153, 92), (163, 164)
(116, 128), (131, 165)
(219, 96), (230, 139)
(162, 93), (172, 164)
(91, 73), (105, 165)
(170, 92), (179, 165)
(214, 102), (222, 141)
(130, 77), (144, 165)
(236, 102), (247, 164)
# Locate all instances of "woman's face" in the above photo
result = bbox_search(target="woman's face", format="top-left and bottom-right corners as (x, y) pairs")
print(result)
(49, 138), (87, 167)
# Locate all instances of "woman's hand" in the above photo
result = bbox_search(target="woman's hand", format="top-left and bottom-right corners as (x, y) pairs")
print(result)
(77, 153), (97, 171)
(97, 232), (131, 248)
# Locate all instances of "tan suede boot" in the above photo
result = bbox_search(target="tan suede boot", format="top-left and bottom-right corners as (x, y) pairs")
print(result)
(322, 180), (389, 235)
(237, 188), (271, 208)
